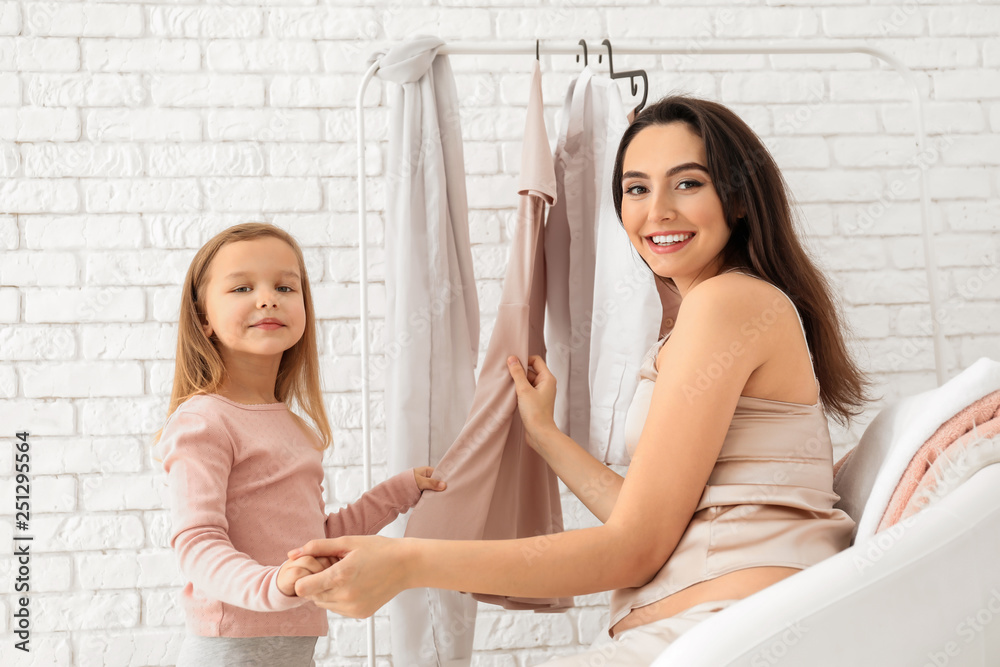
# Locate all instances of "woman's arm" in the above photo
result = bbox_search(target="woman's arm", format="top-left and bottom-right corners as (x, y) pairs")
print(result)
(528, 423), (623, 524)
(507, 353), (625, 522)
(291, 277), (770, 617)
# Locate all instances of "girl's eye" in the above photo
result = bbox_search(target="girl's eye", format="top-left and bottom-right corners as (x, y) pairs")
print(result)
(678, 179), (703, 190)
(232, 286), (294, 293)
(624, 184), (647, 196)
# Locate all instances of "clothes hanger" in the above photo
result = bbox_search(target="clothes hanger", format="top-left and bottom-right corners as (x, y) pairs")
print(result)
(576, 39), (588, 67)
(599, 38), (648, 117)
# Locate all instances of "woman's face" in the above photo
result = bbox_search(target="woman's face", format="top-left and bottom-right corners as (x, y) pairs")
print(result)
(619, 122), (732, 297)
(198, 236), (307, 363)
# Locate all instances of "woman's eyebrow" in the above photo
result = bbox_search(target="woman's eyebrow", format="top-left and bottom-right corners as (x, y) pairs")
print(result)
(622, 162), (710, 182)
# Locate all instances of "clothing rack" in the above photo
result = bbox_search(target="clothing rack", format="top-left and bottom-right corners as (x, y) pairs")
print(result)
(352, 40), (943, 666)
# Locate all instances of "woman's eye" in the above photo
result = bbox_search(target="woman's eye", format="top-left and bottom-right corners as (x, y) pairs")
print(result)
(234, 286), (250, 293)
(624, 184), (647, 196)
(278, 286), (294, 292)
(678, 179), (703, 190)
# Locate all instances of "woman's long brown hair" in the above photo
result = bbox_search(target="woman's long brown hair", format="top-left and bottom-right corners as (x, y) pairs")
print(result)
(612, 95), (879, 428)
(150, 222), (332, 451)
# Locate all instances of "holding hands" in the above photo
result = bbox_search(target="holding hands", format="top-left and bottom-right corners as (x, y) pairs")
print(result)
(280, 355), (557, 614)
(277, 466), (444, 600)
(277, 554), (336, 597)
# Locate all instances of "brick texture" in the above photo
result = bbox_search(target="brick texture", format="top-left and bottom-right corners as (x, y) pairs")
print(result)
(1, 2), (997, 665)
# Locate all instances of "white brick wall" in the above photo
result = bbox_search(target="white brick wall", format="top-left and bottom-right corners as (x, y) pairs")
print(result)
(0, 1), (998, 665)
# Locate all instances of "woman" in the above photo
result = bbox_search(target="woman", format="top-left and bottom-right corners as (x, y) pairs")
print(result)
(287, 95), (876, 664)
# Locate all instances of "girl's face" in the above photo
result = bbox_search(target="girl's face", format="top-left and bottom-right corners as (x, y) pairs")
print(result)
(199, 237), (307, 363)
(619, 122), (732, 297)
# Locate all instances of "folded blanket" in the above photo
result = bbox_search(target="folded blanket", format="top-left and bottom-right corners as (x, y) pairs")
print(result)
(832, 358), (1000, 541)
(877, 389), (1000, 532)
(900, 432), (1000, 525)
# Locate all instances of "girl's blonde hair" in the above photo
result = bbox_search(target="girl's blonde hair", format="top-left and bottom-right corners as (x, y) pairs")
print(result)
(150, 222), (332, 451)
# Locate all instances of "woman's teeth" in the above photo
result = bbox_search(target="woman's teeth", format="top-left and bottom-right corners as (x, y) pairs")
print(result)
(651, 233), (694, 246)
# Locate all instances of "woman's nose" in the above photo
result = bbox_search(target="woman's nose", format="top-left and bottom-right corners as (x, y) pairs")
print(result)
(648, 190), (675, 223)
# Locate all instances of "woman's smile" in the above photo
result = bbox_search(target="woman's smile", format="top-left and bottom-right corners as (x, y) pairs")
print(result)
(645, 232), (696, 254)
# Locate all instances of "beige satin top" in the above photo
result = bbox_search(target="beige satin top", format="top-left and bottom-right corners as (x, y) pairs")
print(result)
(610, 272), (855, 633)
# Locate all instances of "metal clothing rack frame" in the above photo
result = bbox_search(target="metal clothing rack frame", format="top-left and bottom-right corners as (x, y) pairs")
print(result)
(352, 40), (944, 666)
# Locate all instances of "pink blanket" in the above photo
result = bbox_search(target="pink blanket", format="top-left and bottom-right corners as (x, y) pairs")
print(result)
(877, 389), (1000, 532)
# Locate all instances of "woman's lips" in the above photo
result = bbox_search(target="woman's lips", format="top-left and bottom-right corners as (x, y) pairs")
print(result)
(646, 234), (694, 254)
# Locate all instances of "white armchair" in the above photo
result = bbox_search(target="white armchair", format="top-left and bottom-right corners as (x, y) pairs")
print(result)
(652, 357), (1000, 667)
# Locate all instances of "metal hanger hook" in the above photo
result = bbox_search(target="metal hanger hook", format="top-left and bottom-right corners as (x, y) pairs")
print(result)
(601, 39), (615, 75)
(576, 39), (588, 66)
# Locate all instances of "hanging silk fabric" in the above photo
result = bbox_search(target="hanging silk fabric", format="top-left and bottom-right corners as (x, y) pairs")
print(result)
(371, 35), (480, 667)
(545, 66), (669, 466)
(587, 75), (676, 466)
(405, 57), (572, 615)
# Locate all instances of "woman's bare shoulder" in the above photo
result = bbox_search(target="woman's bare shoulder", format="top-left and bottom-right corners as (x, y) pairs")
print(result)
(655, 273), (785, 374)
(666, 271), (802, 366)
(669, 273), (780, 334)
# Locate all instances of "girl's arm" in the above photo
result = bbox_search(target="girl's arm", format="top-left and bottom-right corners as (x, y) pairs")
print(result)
(325, 469), (423, 538)
(291, 278), (771, 617)
(159, 410), (307, 612)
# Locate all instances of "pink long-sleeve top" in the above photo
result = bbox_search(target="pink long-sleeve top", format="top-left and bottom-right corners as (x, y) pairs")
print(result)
(155, 393), (422, 637)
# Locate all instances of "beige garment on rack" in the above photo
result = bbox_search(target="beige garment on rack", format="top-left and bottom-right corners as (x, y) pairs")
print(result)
(587, 73), (673, 466)
(372, 34), (480, 666)
(404, 59), (572, 613)
(546, 66), (676, 465)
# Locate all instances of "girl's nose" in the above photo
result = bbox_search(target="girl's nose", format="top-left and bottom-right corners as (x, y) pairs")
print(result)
(257, 288), (280, 308)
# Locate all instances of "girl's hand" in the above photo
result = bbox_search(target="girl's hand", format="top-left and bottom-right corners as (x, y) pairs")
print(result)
(506, 354), (558, 451)
(276, 555), (336, 597)
(288, 536), (408, 618)
(413, 466), (446, 492)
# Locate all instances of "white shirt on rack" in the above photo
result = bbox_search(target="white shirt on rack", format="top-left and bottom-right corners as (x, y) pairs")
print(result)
(545, 66), (666, 465)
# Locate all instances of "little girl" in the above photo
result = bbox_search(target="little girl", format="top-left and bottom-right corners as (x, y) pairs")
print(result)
(152, 222), (445, 666)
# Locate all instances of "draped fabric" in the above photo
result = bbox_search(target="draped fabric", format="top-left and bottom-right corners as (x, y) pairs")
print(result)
(405, 59), (572, 614)
(371, 34), (480, 667)
(587, 75), (673, 465)
(545, 66), (671, 465)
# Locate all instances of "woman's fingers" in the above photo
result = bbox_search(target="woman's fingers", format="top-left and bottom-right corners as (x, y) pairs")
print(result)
(509, 355), (550, 385)
(294, 569), (334, 599)
(297, 556), (329, 575)
(528, 355), (551, 378)
(288, 538), (348, 561)
(507, 356), (532, 391)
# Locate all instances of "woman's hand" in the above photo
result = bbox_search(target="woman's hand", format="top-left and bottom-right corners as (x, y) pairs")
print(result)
(276, 554), (336, 597)
(507, 354), (558, 451)
(287, 536), (408, 618)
